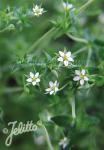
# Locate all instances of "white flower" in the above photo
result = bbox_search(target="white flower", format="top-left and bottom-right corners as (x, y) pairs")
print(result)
(45, 81), (59, 95)
(33, 5), (44, 17)
(58, 51), (74, 67)
(26, 72), (40, 86)
(73, 69), (89, 86)
(63, 2), (75, 11)
(59, 137), (69, 149)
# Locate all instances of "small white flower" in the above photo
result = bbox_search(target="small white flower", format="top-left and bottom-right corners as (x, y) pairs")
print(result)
(33, 5), (44, 17)
(63, 2), (75, 11)
(58, 51), (74, 67)
(73, 69), (89, 86)
(59, 137), (69, 149)
(26, 72), (40, 86)
(45, 81), (59, 95)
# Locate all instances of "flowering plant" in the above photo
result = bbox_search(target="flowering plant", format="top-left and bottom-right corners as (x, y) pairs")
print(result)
(0, 0), (104, 150)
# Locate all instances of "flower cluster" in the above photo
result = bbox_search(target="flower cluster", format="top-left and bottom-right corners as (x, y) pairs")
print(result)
(26, 49), (89, 95)
(26, 2), (89, 95)
(32, 2), (75, 17)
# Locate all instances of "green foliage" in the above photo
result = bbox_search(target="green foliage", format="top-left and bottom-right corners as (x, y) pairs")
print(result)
(0, 0), (104, 150)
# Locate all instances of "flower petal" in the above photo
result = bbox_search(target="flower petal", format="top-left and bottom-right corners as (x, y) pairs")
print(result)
(36, 78), (40, 83)
(64, 61), (69, 66)
(54, 87), (58, 92)
(73, 76), (80, 81)
(40, 8), (43, 11)
(57, 57), (63, 62)
(54, 80), (58, 86)
(69, 56), (74, 62)
(49, 81), (53, 87)
(46, 88), (51, 92)
(26, 78), (32, 82)
(34, 13), (38, 16)
(80, 79), (84, 85)
(63, 2), (67, 8)
(59, 51), (64, 57)
(33, 8), (35, 12)
(35, 5), (39, 9)
(35, 72), (39, 78)
(81, 69), (86, 75)
(30, 72), (34, 78)
(32, 81), (36, 86)
(84, 76), (89, 81)
(68, 4), (73, 9)
(66, 51), (71, 57)
(50, 90), (54, 95)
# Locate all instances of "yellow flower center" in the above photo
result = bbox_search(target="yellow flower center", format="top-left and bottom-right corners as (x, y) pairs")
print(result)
(64, 55), (68, 61)
(32, 77), (36, 81)
(80, 74), (85, 79)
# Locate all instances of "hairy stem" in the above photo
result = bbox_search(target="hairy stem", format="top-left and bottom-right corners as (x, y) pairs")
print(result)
(66, 33), (88, 44)
(3, 87), (23, 93)
(73, 47), (87, 55)
(0, 28), (7, 33)
(77, 0), (94, 14)
(42, 124), (54, 150)
(59, 82), (69, 91)
(27, 27), (56, 53)
(0, 24), (15, 33)
(86, 47), (92, 67)
(70, 98), (76, 119)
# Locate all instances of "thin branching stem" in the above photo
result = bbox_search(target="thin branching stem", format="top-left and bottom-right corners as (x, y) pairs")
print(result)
(73, 47), (87, 55)
(2, 87), (23, 94)
(86, 47), (92, 67)
(59, 82), (69, 91)
(42, 124), (54, 150)
(0, 26), (10, 33)
(27, 27), (57, 53)
(70, 98), (76, 119)
(77, 0), (94, 14)
(66, 33), (88, 44)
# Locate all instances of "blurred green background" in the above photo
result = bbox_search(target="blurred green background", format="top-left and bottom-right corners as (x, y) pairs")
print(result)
(0, 0), (104, 150)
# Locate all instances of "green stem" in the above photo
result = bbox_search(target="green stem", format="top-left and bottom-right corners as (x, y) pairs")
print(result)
(0, 24), (15, 33)
(42, 124), (54, 150)
(66, 33), (88, 44)
(77, 0), (94, 14)
(2, 87), (23, 93)
(27, 27), (56, 52)
(59, 82), (69, 91)
(73, 47), (87, 55)
(70, 98), (76, 119)
(86, 48), (92, 67)
(0, 28), (7, 33)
